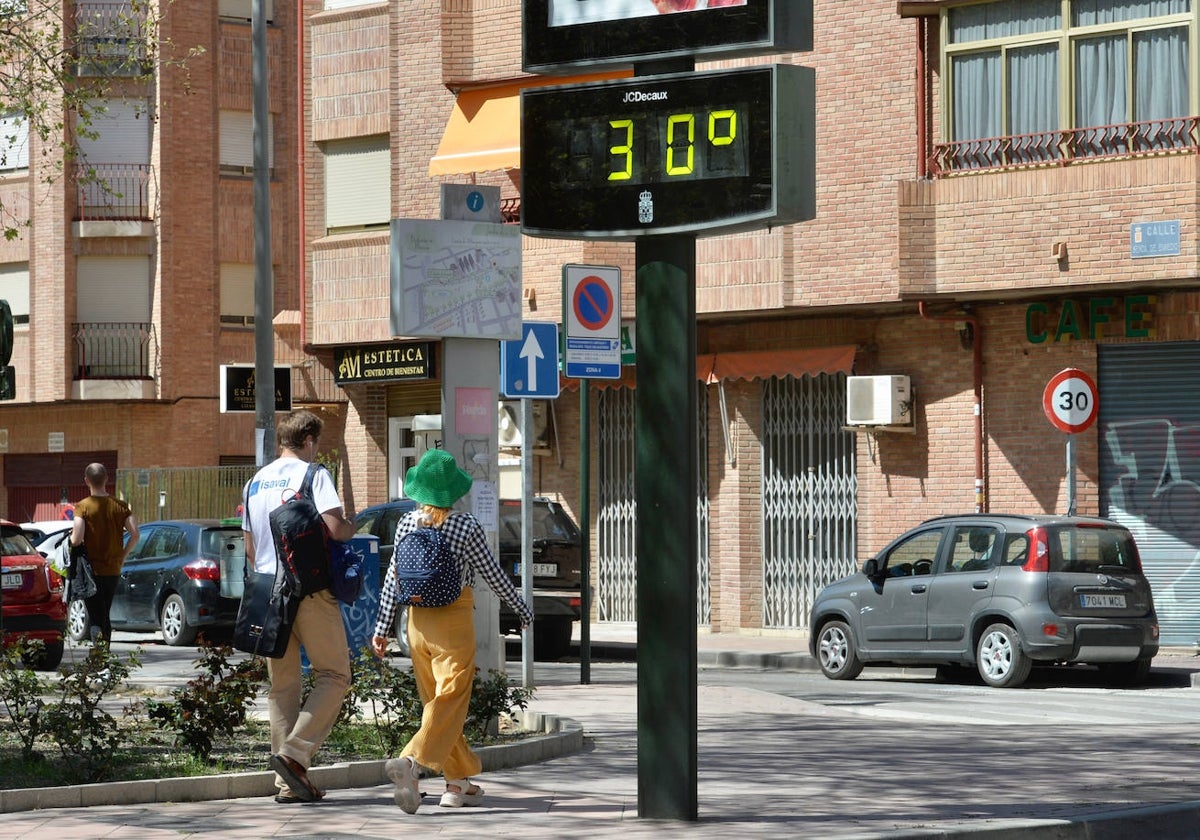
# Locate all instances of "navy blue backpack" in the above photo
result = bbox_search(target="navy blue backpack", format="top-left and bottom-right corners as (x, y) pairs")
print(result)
(393, 524), (460, 607)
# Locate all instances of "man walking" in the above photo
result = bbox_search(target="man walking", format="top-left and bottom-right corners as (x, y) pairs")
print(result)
(71, 463), (140, 644)
(242, 409), (357, 803)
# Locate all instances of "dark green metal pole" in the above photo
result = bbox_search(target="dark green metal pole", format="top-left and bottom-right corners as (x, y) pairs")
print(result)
(580, 381), (591, 685)
(635, 235), (697, 820)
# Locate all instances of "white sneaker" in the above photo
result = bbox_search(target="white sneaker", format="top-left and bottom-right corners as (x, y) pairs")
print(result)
(440, 779), (484, 808)
(386, 756), (421, 814)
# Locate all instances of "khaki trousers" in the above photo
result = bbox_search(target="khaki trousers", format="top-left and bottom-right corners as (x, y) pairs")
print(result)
(402, 587), (481, 780)
(267, 589), (351, 782)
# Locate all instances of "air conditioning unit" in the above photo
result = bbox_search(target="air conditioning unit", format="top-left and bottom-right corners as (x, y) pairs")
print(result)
(846, 375), (912, 426)
(498, 400), (551, 451)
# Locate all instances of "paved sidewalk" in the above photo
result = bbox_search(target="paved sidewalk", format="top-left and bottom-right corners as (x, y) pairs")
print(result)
(2, 629), (1199, 838)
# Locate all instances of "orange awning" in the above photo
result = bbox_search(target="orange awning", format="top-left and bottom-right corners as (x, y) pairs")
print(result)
(429, 71), (631, 177)
(560, 346), (856, 390)
(703, 345), (857, 384)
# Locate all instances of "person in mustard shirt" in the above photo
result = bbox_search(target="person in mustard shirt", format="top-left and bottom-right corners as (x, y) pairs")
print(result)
(70, 462), (140, 644)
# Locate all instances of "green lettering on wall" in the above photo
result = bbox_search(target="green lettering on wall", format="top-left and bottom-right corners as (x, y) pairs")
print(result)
(1056, 300), (1083, 342)
(1088, 297), (1114, 340)
(1026, 302), (1049, 344)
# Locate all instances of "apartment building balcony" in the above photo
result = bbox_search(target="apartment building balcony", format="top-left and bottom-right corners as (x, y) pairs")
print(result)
(74, 1), (151, 77)
(74, 163), (154, 238)
(71, 321), (157, 400)
(898, 117), (1200, 299)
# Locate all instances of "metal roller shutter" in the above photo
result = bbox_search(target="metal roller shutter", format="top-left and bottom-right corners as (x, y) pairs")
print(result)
(1099, 341), (1200, 646)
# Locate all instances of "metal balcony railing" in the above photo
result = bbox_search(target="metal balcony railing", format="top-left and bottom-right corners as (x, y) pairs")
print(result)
(74, 1), (149, 74)
(72, 321), (155, 380)
(75, 163), (152, 221)
(930, 116), (1200, 176)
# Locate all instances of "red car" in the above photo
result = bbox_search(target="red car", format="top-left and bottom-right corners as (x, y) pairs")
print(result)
(1, 519), (67, 670)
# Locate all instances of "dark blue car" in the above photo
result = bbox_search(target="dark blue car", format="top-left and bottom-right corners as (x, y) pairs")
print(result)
(55, 519), (247, 646)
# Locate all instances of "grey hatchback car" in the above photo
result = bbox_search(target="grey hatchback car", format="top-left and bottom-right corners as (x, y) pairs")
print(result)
(809, 514), (1160, 688)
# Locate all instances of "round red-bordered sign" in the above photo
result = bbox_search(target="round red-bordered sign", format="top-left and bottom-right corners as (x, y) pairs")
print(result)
(1042, 368), (1099, 434)
(572, 274), (615, 332)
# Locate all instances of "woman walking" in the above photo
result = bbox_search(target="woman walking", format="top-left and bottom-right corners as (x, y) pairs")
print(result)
(371, 448), (533, 813)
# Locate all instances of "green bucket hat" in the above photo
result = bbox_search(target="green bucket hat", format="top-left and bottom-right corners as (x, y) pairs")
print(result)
(404, 449), (473, 508)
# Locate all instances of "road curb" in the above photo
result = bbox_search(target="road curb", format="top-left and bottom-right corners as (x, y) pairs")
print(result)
(0, 716), (584, 814)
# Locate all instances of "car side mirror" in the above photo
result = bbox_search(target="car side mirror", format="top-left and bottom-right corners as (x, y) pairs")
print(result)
(862, 557), (881, 578)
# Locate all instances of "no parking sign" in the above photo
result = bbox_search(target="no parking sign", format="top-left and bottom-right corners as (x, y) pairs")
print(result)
(563, 264), (621, 379)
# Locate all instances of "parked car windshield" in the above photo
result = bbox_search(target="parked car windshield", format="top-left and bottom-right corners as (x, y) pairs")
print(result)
(1047, 525), (1140, 573)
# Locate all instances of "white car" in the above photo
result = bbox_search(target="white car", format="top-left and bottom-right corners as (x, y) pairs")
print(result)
(20, 520), (74, 547)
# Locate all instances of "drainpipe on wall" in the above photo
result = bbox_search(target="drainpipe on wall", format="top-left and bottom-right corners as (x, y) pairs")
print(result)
(915, 16), (929, 179)
(918, 302), (985, 513)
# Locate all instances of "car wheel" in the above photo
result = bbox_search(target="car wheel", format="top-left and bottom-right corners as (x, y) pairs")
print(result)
(160, 593), (198, 646)
(533, 617), (573, 661)
(67, 600), (90, 643)
(1099, 657), (1153, 687)
(29, 640), (64, 671)
(976, 623), (1031, 688)
(816, 619), (864, 680)
(393, 605), (410, 656)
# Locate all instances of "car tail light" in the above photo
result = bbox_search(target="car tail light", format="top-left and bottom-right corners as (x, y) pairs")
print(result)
(46, 566), (65, 594)
(1022, 527), (1050, 572)
(183, 558), (220, 581)
(1042, 623), (1059, 637)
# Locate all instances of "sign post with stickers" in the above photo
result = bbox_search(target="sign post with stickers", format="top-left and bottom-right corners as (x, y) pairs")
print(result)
(521, 0), (814, 819)
(1043, 368), (1099, 515)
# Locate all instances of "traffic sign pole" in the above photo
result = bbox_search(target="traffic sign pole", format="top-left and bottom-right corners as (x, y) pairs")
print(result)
(1043, 368), (1099, 515)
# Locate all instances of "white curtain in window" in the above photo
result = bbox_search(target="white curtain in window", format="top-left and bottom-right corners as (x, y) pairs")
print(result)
(1009, 44), (1060, 136)
(950, 0), (1059, 42)
(0, 113), (29, 171)
(1076, 35), (1128, 130)
(953, 52), (1001, 141)
(0, 262), (30, 320)
(1073, 0), (1190, 27)
(1134, 25), (1189, 120)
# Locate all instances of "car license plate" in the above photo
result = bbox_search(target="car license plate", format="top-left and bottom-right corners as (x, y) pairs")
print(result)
(1080, 593), (1126, 608)
(515, 562), (557, 577)
(1, 572), (21, 590)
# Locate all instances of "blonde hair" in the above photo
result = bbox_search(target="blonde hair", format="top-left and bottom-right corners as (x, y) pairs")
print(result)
(418, 504), (450, 528)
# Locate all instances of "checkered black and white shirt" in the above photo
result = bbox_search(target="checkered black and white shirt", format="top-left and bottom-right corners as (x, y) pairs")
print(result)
(373, 509), (534, 638)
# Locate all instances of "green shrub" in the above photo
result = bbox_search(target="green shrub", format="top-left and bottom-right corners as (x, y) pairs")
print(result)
(146, 641), (267, 760)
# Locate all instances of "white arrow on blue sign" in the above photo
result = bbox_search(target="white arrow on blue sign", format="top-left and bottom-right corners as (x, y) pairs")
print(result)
(500, 322), (560, 399)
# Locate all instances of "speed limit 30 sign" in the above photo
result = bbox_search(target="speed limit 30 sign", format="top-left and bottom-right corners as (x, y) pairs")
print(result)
(1042, 368), (1099, 434)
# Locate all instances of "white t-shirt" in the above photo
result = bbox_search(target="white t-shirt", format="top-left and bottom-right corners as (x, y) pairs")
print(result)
(242, 457), (343, 575)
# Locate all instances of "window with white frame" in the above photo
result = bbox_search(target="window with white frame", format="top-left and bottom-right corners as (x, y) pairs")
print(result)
(323, 135), (390, 231)
(0, 112), (29, 171)
(220, 110), (275, 172)
(219, 0), (273, 23)
(220, 263), (257, 327)
(943, 0), (1193, 169)
(0, 263), (30, 325)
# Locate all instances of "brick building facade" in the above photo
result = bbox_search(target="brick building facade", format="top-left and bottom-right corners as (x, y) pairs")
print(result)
(5, 1), (1200, 642)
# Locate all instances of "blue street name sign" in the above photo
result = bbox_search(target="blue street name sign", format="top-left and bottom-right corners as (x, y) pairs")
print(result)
(501, 322), (561, 399)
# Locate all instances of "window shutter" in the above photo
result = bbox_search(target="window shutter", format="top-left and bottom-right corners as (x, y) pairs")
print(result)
(77, 100), (151, 165)
(220, 110), (273, 169)
(220, 263), (256, 317)
(324, 135), (390, 229)
(77, 256), (151, 322)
